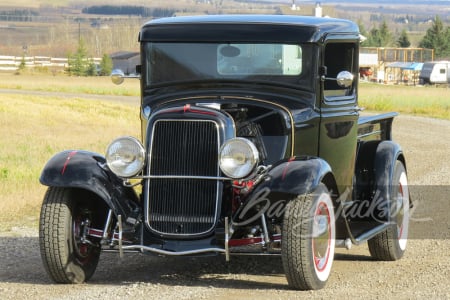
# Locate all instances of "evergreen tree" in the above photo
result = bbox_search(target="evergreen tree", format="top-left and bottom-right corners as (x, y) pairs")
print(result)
(378, 21), (393, 46)
(364, 21), (393, 47)
(86, 59), (97, 76)
(99, 53), (113, 76)
(68, 38), (89, 76)
(397, 29), (411, 48)
(366, 27), (380, 47)
(357, 20), (370, 46)
(419, 15), (450, 59)
(67, 38), (101, 76)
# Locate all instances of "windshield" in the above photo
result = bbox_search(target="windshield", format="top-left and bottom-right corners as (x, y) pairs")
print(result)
(144, 42), (314, 89)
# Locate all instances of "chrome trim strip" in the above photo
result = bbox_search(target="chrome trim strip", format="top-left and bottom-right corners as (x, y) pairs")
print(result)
(357, 130), (382, 139)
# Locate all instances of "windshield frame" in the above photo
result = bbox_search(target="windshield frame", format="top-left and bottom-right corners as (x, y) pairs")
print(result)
(143, 42), (316, 91)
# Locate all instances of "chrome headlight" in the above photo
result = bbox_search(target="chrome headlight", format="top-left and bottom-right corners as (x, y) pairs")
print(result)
(219, 138), (259, 179)
(106, 136), (145, 177)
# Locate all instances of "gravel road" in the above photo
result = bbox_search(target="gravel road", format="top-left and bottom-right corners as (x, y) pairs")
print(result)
(1, 98), (449, 299)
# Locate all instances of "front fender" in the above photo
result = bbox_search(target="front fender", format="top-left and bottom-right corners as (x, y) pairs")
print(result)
(262, 156), (333, 195)
(40, 150), (139, 218)
(233, 156), (336, 225)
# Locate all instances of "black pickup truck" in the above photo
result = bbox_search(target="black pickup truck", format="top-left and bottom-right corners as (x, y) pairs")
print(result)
(39, 15), (410, 290)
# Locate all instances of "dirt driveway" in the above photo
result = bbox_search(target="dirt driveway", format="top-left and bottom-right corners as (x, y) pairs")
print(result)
(0, 108), (449, 299)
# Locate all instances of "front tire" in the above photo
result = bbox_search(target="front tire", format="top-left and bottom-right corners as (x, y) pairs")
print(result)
(282, 184), (336, 290)
(39, 187), (101, 283)
(368, 160), (409, 261)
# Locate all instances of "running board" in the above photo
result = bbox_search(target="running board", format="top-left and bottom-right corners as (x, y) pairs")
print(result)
(352, 222), (396, 245)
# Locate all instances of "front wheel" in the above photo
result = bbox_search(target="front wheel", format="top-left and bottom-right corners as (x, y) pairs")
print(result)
(282, 184), (336, 290)
(39, 187), (101, 283)
(368, 160), (409, 261)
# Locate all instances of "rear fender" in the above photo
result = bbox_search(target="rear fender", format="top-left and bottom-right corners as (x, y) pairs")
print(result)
(40, 150), (140, 218)
(233, 156), (338, 226)
(372, 141), (406, 222)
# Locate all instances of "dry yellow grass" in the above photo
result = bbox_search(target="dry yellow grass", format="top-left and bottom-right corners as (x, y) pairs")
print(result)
(0, 73), (140, 96)
(0, 92), (139, 229)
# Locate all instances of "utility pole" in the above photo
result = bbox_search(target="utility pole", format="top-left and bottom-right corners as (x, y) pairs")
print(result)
(78, 20), (81, 43)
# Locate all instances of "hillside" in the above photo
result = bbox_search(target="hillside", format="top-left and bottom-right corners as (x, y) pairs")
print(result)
(0, 0), (449, 58)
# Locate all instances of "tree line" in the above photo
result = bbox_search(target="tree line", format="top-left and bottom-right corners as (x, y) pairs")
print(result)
(82, 6), (176, 18)
(0, 9), (38, 22)
(360, 15), (450, 59)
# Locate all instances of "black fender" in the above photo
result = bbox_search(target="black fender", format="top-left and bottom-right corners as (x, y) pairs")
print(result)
(40, 150), (140, 219)
(354, 140), (380, 203)
(233, 156), (338, 225)
(372, 140), (406, 222)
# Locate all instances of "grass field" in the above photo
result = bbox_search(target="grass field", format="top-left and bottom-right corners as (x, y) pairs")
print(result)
(0, 74), (449, 230)
(0, 73), (139, 96)
(0, 85), (140, 230)
(359, 82), (450, 120)
(1, 74), (449, 119)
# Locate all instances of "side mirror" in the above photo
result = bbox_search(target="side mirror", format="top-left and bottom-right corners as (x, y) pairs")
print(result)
(321, 70), (354, 88)
(336, 71), (354, 88)
(111, 69), (125, 85)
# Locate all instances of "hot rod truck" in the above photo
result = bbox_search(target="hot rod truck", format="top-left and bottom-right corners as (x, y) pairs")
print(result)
(39, 15), (410, 290)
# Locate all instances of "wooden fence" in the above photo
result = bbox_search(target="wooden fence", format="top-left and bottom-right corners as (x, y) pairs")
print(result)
(0, 55), (101, 71)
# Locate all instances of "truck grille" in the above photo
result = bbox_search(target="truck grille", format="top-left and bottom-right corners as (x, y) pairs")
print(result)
(147, 119), (220, 236)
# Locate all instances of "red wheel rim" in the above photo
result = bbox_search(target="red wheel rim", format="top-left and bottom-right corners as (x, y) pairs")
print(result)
(312, 202), (331, 272)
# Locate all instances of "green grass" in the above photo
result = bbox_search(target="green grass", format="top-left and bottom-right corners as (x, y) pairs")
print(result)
(359, 83), (450, 120)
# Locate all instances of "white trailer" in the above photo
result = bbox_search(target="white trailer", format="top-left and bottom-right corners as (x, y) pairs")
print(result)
(419, 61), (450, 84)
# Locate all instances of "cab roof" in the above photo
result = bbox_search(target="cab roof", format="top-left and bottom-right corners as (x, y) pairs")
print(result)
(139, 15), (360, 43)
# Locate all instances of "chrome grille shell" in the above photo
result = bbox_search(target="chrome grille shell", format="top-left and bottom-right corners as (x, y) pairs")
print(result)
(144, 109), (231, 238)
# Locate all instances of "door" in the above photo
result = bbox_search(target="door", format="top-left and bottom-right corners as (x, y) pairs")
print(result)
(319, 40), (359, 200)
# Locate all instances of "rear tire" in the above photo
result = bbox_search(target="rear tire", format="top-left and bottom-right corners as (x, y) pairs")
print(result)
(39, 187), (101, 283)
(368, 160), (409, 261)
(282, 184), (335, 290)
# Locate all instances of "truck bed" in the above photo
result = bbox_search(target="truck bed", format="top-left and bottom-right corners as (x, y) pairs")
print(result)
(357, 112), (398, 141)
